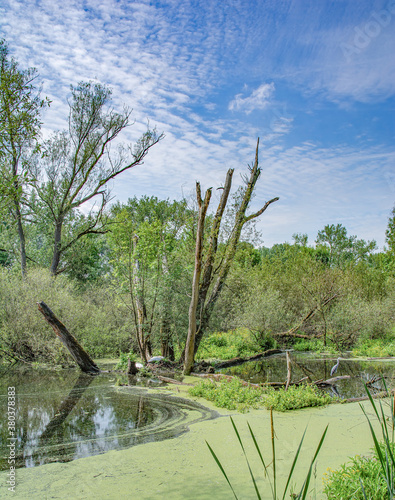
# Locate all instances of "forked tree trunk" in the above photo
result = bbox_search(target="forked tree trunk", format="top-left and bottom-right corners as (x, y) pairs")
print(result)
(193, 139), (279, 355)
(183, 183), (212, 375)
(37, 301), (100, 374)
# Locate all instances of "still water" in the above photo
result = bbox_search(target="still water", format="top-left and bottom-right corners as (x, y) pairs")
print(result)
(0, 367), (217, 470)
(221, 352), (395, 399)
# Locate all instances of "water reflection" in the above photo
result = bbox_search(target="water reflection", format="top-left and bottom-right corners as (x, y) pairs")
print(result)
(221, 353), (395, 399)
(0, 369), (217, 470)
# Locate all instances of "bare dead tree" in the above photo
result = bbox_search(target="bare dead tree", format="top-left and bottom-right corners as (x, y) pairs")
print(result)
(183, 139), (279, 371)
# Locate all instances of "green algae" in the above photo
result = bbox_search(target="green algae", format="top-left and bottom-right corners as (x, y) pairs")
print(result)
(0, 379), (384, 500)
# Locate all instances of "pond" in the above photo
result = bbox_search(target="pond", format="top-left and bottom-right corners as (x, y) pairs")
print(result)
(221, 352), (395, 399)
(0, 367), (217, 470)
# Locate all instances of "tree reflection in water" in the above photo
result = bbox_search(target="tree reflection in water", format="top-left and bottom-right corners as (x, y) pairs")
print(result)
(0, 370), (217, 470)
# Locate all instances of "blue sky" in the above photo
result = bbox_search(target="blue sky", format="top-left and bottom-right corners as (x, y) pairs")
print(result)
(1, 0), (394, 248)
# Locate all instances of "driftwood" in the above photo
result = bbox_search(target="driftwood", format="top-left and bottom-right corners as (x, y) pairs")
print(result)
(37, 301), (100, 375)
(346, 389), (395, 403)
(156, 375), (192, 386)
(213, 349), (283, 369)
(314, 375), (351, 386)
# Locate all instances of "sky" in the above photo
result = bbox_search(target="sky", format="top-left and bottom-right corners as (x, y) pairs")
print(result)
(1, 0), (394, 248)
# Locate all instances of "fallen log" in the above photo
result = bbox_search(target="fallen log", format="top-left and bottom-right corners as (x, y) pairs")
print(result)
(37, 301), (100, 375)
(345, 389), (395, 403)
(314, 375), (351, 386)
(214, 349), (284, 369)
(156, 375), (192, 386)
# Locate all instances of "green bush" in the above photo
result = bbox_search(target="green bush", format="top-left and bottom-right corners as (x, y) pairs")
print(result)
(323, 453), (388, 499)
(352, 337), (395, 358)
(188, 377), (266, 412)
(196, 329), (271, 361)
(0, 268), (132, 363)
(292, 338), (338, 354)
(262, 384), (333, 412)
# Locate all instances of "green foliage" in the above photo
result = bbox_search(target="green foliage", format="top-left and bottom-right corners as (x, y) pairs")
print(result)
(292, 338), (337, 354)
(207, 414), (328, 500)
(189, 377), (266, 412)
(324, 381), (395, 499)
(352, 337), (395, 358)
(0, 268), (131, 363)
(263, 385), (333, 412)
(115, 351), (139, 370)
(196, 329), (269, 361)
(323, 453), (388, 499)
(189, 378), (333, 413)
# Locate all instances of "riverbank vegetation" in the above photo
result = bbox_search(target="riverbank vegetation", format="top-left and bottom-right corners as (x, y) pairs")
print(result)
(189, 378), (333, 412)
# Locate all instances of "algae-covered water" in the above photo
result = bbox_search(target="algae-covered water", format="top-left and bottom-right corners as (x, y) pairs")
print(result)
(1, 356), (394, 499)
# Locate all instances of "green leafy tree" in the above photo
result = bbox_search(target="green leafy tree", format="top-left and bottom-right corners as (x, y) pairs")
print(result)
(32, 81), (163, 275)
(107, 196), (192, 361)
(386, 205), (395, 255)
(0, 39), (49, 277)
(316, 223), (376, 267)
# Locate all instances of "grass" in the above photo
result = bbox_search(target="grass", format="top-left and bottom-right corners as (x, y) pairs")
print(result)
(189, 377), (265, 412)
(352, 338), (395, 358)
(323, 452), (389, 499)
(207, 412), (328, 499)
(292, 338), (338, 355)
(189, 377), (334, 413)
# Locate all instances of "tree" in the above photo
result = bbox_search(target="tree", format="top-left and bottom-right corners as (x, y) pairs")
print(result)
(0, 39), (48, 277)
(108, 196), (191, 362)
(386, 205), (395, 255)
(316, 223), (376, 267)
(183, 139), (279, 373)
(33, 81), (163, 275)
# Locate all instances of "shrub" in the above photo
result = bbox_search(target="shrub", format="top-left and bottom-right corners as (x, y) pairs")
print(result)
(323, 454), (388, 499)
(352, 338), (395, 358)
(188, 377), (266, 412)
(0, 268), (132, 363)
(196, 329), (272, 361)
(262, 385), (333, 412)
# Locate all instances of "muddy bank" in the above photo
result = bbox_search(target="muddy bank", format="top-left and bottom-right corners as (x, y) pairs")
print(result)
(0, 377), (383, 500)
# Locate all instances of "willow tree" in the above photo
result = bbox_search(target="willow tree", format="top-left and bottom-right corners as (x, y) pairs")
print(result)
(0, 39), (48, 277)
(183, 139), (279, 374)
(33, 81), (163, 275)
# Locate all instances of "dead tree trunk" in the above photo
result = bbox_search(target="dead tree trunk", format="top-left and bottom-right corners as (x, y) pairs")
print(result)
(193, 139), (279, 354)
(37, 301), (100, 374)
(183, 183), (212, 375)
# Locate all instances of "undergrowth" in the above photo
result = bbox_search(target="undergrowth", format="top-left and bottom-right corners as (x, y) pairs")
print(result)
(196, 329), (276, 361)
(189, 378), (333, 413)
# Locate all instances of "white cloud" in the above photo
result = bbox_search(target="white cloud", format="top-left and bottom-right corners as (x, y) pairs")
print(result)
(229, 83), (275, 114)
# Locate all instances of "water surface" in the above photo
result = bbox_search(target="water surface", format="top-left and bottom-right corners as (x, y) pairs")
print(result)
(221, 352), (395, 399)
(0, 367), (217, 470)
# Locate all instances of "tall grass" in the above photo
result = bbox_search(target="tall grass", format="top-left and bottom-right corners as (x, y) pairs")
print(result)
(207, 411), (328, 499)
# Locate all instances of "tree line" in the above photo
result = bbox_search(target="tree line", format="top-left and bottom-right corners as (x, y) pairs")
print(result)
(1, 39), (394, 371)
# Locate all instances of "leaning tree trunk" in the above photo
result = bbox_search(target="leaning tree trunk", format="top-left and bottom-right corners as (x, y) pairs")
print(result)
(37, 301), (100, 374)
(183, 183), (212, 375)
